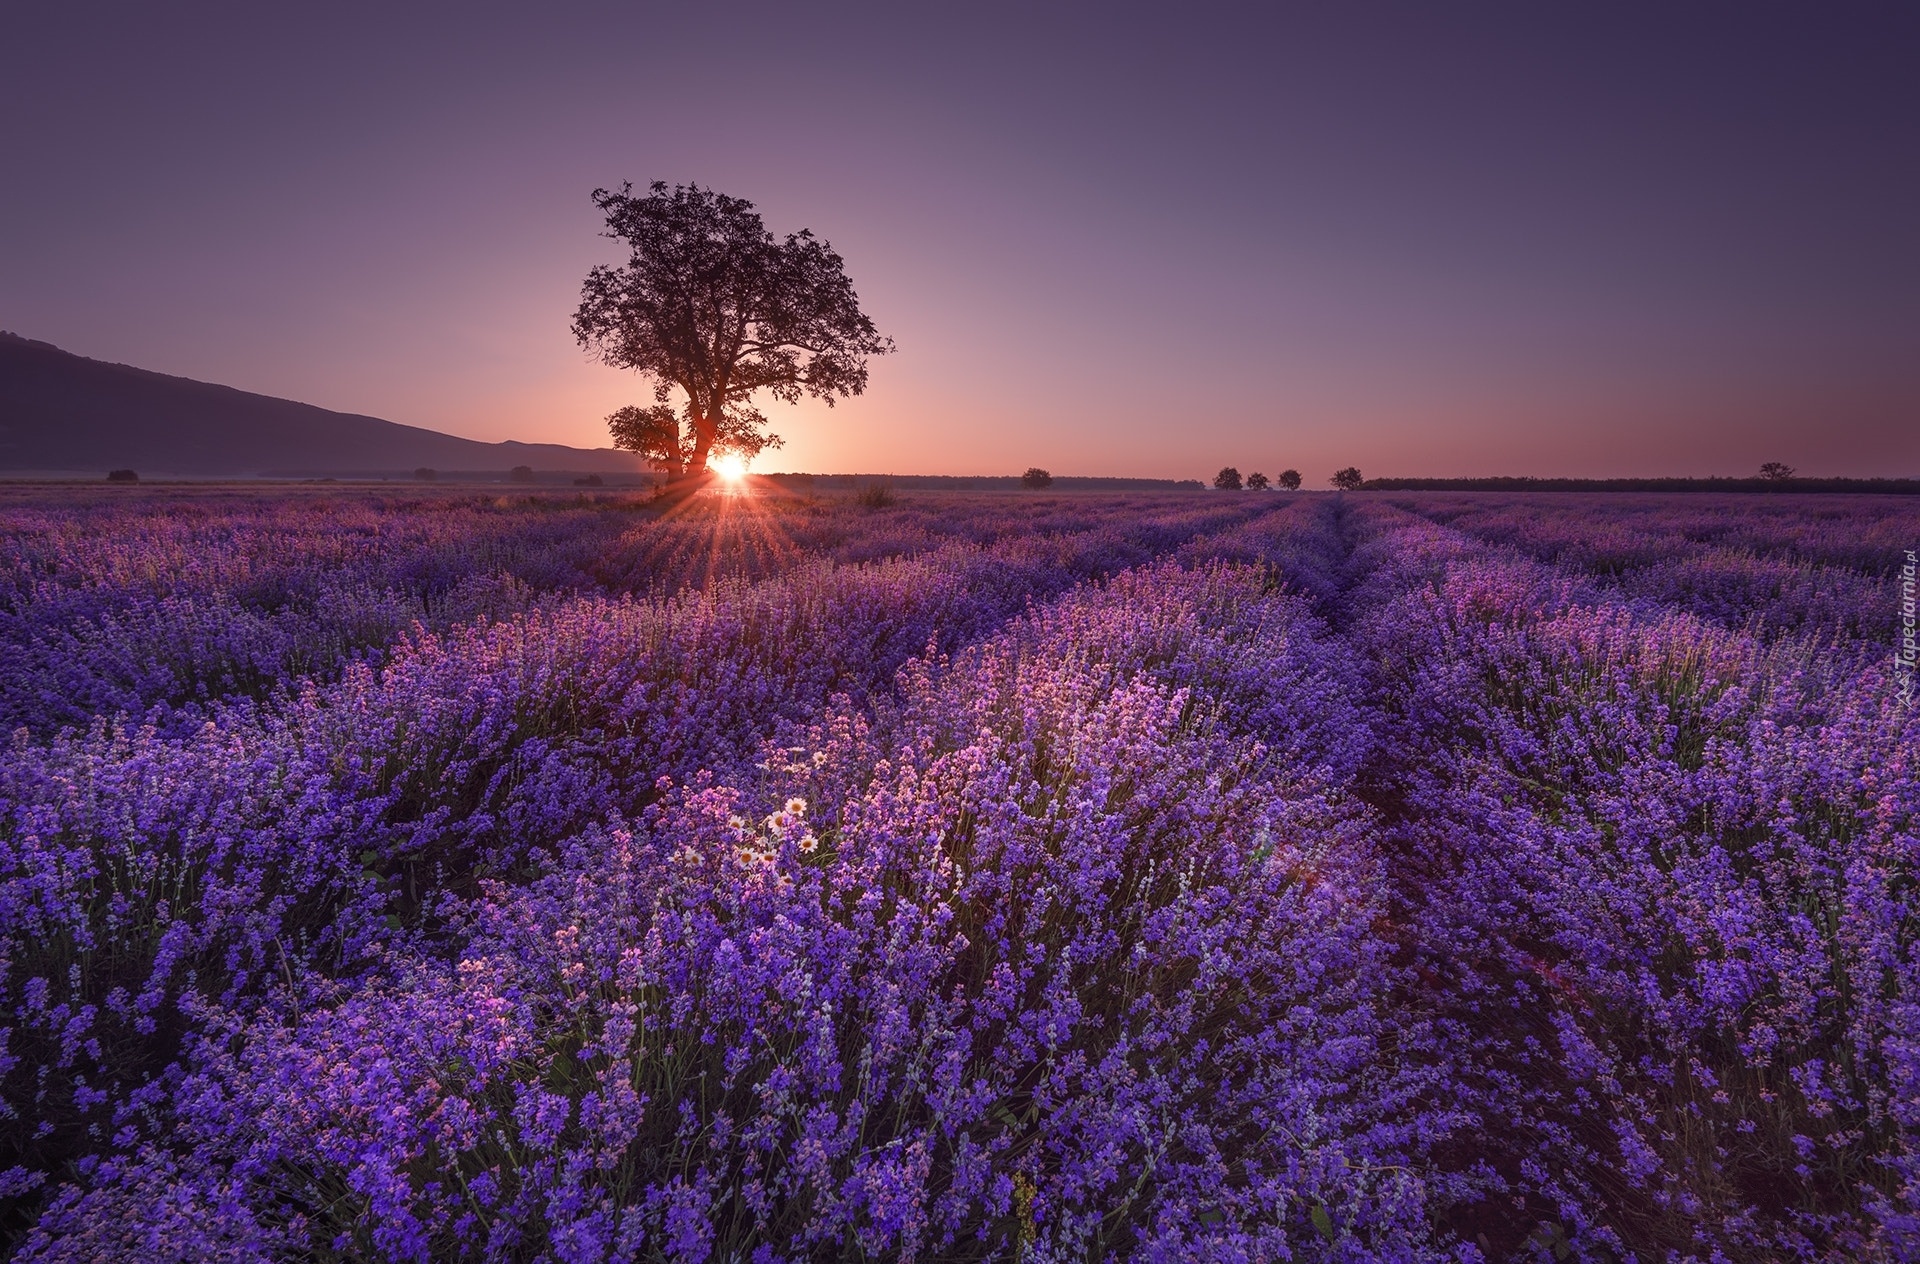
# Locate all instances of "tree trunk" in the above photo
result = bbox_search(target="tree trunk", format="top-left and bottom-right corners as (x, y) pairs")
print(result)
(687, 413), (717, 476)
(653, 414), (717, 500)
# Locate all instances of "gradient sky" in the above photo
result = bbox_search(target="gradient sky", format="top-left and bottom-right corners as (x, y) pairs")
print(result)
(4, 2), (1917, 480)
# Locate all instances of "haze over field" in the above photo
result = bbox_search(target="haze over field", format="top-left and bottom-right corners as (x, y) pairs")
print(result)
(3, 3), (1917, 478)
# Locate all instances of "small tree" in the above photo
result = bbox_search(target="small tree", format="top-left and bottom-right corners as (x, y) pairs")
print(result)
(854, 480), (896, 509)
(1021, 467), (1053, 489)
(105, 469), (139, 483)
(1330, 467), (1363, 490)
(1277, 469), (1301, 490)
(1758, 461), (1795, 481)
(574, 182), (893, 483)
(509, 465), (536, 484)
(605, 405), (685, 476)
(414, 467), (438, 483)
(1214, 467), (1243, 490)
(1245, 471), (1270, 490)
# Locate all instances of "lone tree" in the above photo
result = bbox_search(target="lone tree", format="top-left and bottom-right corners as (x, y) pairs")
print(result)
(1214, 466), (1243, 490)
(1245, 471), (1270, 490)
(1758, 461), (1795, 481)
(1277, 469), (1301, 490)
(574, 182), (893, 483)
(1330, 466), (1363, 490)
(1021, 467), (1053, 489)
(509, 465), (536, 484)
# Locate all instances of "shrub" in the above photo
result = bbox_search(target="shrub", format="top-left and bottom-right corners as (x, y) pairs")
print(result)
(105, 469), (138, 483)
(853, 480), (896, 509)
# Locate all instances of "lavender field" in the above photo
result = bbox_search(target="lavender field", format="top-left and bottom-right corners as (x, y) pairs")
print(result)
(1, 485), (1916, 1262)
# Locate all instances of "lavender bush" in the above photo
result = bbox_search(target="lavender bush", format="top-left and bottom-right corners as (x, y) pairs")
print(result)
(2, 485), (1914, 1260)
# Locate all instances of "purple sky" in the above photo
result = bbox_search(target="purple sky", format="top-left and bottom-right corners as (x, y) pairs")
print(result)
(4, 2), (1916, 479)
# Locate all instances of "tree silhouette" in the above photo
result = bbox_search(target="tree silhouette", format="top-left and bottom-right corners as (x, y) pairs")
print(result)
(1021, 467), (1053, 489)
(1758, 461), (1795, 481)
(1214, 467), (1243, 490)
(1330, 467), (1363, 490)
(509, 465), (536, 484)
(1245, 471), (1270, 490)
(573, 182), (893, 483)
(1277, 469), (1301, 490)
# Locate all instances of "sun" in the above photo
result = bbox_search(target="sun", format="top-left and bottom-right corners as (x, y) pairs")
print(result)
(712, 454), (747, 483)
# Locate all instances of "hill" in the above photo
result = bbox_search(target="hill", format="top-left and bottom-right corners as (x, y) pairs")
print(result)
(0, 332), (646, 477)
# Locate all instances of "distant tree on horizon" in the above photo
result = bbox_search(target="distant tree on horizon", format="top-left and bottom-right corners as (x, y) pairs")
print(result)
(1759, 461), (1795, 481)
(414, 467), (438, 482)
(854, 479), (896, 509)
(1245, 471), (1270, 490)
(1021, 467), (1053, 489)
(1330, 466), (1363, 490)
(1277, 469), (1301, 490)
(573, 182), (893, 485)
(105, 468), (138, 483)
(1214, 467), (1243, 490)
(509, 465), (536, 484)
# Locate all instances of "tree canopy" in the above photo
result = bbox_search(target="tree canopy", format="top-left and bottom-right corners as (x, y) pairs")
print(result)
(574, 182), (893, 480)
(1330, 467), (1363, 490)
(1214, 467), (1242, 490)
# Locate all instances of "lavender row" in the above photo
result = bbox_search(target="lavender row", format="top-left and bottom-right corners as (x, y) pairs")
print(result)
(0, 488), (1279, 734)
(1339, 502), (1918, 1259)
(1390, 492), (1920, 643)
(5, 524), (1253, 1233)
(13, 558), (1439, 1261)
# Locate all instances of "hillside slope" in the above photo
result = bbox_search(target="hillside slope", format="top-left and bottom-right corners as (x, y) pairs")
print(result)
(0, 333), (644, 476)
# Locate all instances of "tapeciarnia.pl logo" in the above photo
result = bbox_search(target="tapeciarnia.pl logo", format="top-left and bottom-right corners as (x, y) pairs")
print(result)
(1899, 548), (1916, 706)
